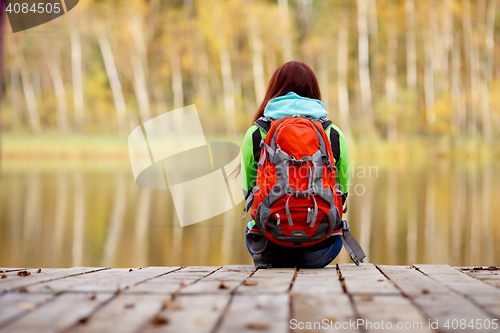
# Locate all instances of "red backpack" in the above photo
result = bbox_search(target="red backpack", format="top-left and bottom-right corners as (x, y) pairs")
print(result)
(244, 116), (365, 265)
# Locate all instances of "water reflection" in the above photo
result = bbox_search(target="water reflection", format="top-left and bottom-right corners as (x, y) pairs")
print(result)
(0, 162), (499, 268)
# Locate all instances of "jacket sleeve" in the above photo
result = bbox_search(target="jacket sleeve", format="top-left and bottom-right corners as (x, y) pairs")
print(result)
(240, 125), (260, 197)
(327, 124), (350, 194)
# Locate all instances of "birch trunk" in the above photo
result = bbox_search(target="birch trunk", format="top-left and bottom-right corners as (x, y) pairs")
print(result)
(481, 0), (496, 144)
(7, 43), (22, 118)
(197, 33), (212, 110)
(47, 54), (69, 133)
(171, 51), (184, 110)
(129, 17), (152, 124)
(424, 28), (436, 125)
(319, 52), (329, 112)
(248, 18), (265, 105)
(462, 0), (477, 135)
(337, 22), (353, 140)
(452, 38), (466, 132)
(19, 58), (42, 134)
(357, 0), (374, 130)
(405, 0), (417, 92)
(277, 0), (293, 61)
(96, 28), (129, 136)
(70, 25), (84, 129)
(385, 3), (398, 141)
(441, 0), (454, 93)
(213, 7), (236, 135)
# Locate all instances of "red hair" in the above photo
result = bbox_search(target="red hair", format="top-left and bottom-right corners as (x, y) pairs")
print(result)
(253, 60), (322, 122)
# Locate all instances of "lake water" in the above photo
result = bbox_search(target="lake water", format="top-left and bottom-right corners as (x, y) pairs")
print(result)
(1, 160), (499, 268)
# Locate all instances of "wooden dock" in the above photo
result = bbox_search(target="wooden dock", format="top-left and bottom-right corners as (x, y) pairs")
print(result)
(0, 265), (499, 332)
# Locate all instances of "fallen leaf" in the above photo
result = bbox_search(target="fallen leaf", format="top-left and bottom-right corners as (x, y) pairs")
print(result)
(37, 268), (42, 274)
(422, 289), (430, 294)
(163, 300), (183, 310)
(377, 279), (384, 282)
(358, 295), (373, 302)
(89, 294), (97, 301)
(17, 271), (31, 277)
(151, 316), (169, 326)
(245, 322), (269, 330)
(124, 303), (135, 309)
(17, 303), (35, 311)
(1, 274), (7, 279)
(327, 317), (338, 324)
(244, 280), (258, 286)
(179, 282), (186, 288)
(129, 269), (133, 272)
(218, 283), (229, 289)
(18, 287), (28, 293)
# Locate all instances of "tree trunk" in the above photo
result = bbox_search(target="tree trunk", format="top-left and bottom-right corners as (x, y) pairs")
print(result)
(47, 53), (69, 133)
(213, 6), (236, 135)
(462, 0), (477, 135)
(481, 0), (496, 144)
(96, 27), (129, 136)
(405, 0), (417, 92)
(337, 22), (353, 140)
(18, 57), (42, 134)
(385, 2), (398, 141)
(451, 37), (466, 132)
(70, 25), (84, 129)
(424, 27), (436, 125)
(248, 18), (266, 105)
(277, 0), (293, 61)
(441, 0), (454, 93)
(357, 0), (374, 131)
(318, 52), (329, 113)
(171, 51), (184, 110)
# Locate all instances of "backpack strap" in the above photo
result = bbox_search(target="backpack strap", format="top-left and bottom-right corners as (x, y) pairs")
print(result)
(254, 117), (273, 133)
(318, 117), (332, 130)
(252, 117), (273, 165)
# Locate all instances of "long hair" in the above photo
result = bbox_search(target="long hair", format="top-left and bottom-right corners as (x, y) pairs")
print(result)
(230, 61), (322, 180)
(252, 60), (322, 122)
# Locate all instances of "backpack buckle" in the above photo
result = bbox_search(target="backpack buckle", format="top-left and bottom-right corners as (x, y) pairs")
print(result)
(290, 158), (304, 166)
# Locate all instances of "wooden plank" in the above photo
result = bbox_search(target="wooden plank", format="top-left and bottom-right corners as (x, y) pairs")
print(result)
(126, 266), (220, 295)
(235, 268), (295, 294)
(0, 292), (54, 328)
(26, 267), (179, 293)
(141, 294), (230, 333)
(0, 293), (114, 333)
(459, 268), (500, 289)
(217, 294), (290, 333)
(415, 264), (500, 319)
(339, 264), (400, 295)
(291, 293), (359, 332)
(412, 293), (498, 333)
(352, 295), (432, 333)
(0, 268), (109, 292)
(0, 269), (24, 273)
(377, 265), (450, 296)
(179, 266), (254, 295)
(291, 267), (344, 294)
(70, 294), (167, 333)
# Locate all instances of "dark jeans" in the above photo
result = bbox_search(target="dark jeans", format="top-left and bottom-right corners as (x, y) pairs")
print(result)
(245, 228), (343, 268)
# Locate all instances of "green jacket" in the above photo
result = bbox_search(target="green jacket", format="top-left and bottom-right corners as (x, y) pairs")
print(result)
(241, 92), (350, 214)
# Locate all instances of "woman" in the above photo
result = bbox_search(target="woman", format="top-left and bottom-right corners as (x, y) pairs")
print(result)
(240, 60), (350, 268)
